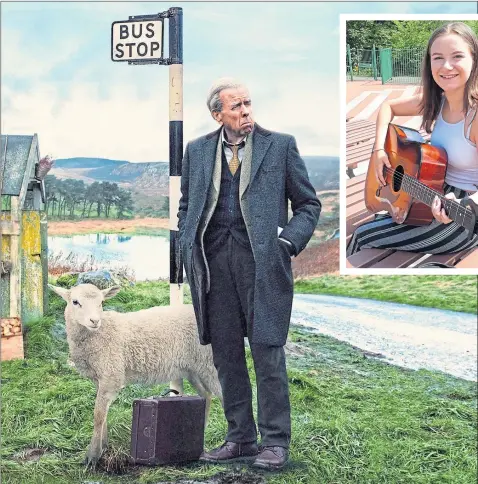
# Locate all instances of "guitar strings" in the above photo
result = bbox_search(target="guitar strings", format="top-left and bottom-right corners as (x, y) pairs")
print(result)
(382, 166), (473, 223)
(381, 166), (474, 224)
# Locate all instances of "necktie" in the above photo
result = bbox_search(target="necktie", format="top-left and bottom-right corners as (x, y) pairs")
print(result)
(229, 144), (240, 176)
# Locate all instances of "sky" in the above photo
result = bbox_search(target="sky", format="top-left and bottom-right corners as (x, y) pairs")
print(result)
(1, 1), (477, 162)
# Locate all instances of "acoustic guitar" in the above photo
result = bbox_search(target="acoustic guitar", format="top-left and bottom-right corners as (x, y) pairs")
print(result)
(364, 123), (478, 240)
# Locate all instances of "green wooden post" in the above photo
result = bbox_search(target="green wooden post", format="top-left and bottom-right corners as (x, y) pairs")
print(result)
(372, 44), (377, 80)
(40, 213), (48, 314)
(347, 44), (353, 81)
(380, 48), (393, 84)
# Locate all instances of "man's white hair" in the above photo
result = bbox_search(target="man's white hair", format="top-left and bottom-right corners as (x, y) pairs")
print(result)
(206, 77), (246, 113)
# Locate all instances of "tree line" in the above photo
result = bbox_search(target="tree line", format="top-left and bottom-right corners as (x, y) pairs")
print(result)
(44, 175), (134, 219)
(347, 20), (478, 51)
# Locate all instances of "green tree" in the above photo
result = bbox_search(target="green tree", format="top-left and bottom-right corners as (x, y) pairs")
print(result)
(85, 182), (101, 218)
(101, 182), (120, 218)
(116, 189), (134, 219)
(44, 175), (59, 217)
(390, 21), (450, 49)
(346, 21), (397, 50)
(67, 179), (85, 218)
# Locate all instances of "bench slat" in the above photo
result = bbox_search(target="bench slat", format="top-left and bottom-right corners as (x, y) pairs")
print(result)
(346, 119), (375, 132)
(347, 139), (374, 157)
(347, 191), (367, 208)
(347, 131), (376, 147)
(421, 248), (477, 267)
(346, 174), (366, 190)
(346, 210), (373, 234)
(346, 249), (395, 268)
(372, 251), (424, 268)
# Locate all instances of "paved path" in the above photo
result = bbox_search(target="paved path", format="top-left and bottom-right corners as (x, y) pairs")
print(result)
(291, 294), (477, 381)
(346, 80), (421, 127)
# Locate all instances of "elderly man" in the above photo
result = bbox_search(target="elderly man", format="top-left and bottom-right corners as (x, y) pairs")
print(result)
(178, 78), (321, 470)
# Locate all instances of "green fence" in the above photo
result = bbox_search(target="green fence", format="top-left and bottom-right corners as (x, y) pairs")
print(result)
(380, 48), (392, 84)
(386, 47), (424, 84)
(346, 45), (379, 81)
(347, 45), (424, 85)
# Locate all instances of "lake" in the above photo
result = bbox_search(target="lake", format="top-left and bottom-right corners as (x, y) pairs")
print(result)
(48, 233), (169, 281)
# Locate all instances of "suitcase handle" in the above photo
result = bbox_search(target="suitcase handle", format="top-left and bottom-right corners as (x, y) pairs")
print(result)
(157, 388), (181, 398)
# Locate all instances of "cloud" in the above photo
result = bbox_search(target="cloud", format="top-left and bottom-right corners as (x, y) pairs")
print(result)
(2, 81), (170, 161)
(252, 74), (339, 156)
(1, 29), (81, 80)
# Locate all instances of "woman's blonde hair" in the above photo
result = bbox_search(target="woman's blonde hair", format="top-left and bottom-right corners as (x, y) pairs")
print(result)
(420, 22), (478, 133)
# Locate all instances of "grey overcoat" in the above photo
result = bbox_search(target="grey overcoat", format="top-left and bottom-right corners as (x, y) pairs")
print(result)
(178, 124), (321, 346)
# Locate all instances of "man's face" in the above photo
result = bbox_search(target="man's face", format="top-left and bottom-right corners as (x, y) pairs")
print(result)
(212, 87), (254, 138)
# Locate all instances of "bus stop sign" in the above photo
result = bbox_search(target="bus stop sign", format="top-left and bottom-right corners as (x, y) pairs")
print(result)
(111, 19), (164, 62)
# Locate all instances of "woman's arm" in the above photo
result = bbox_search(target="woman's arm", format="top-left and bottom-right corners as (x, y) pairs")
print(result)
(372, 95), (423, 186)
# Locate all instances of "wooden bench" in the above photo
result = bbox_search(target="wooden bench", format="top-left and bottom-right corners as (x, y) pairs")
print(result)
(346, 174), (478, 269)
(346, 120), (375, 178)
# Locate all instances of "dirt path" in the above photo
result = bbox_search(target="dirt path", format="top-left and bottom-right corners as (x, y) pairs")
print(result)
(47, 218), (169, 235)
(292, 293), (477, 381)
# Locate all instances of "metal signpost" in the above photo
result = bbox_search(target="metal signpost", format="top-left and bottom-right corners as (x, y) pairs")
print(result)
(111, 7), (184, 306)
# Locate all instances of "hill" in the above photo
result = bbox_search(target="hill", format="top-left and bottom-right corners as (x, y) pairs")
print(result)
(51, 157), (169, 195)
(303, 156), (339, 191)
(51, 156), (339, 193)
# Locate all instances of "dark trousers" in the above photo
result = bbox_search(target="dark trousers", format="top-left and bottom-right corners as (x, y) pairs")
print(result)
(206, 234), (291, 448)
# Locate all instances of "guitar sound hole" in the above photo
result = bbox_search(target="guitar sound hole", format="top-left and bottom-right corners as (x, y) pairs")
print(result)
(392, 165), (404, 192)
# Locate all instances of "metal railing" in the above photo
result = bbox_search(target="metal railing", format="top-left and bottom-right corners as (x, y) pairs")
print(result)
(346, 45), (380, 81)
(347, 45), (424, 85)
(387, 47), (424, 85)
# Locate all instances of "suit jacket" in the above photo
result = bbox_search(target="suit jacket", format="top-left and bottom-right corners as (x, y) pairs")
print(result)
(178, 124), (321, 346)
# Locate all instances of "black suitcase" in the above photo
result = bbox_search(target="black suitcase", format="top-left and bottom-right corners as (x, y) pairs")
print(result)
(130, 389), (206, 465)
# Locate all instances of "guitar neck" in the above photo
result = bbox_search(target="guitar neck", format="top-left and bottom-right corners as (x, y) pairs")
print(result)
(401, 173), (473, 229)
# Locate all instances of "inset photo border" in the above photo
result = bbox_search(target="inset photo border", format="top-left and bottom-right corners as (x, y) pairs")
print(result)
(340, 13), (478, 275)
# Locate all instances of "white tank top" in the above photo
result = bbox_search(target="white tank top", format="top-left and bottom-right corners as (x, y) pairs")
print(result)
(430, 99), (478, 191)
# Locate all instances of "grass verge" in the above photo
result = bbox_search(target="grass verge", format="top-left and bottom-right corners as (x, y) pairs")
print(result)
(1, 281), (476, 483)
(295, 275), (477, 314)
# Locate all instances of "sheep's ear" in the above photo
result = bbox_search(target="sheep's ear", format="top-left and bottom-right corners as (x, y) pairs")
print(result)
(48, 284), (70, 301)
(102, 286), (121, 300)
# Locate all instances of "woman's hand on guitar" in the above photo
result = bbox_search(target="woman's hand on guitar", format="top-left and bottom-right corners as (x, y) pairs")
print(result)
(372, 149), (391, 187)
(432, 193), (458, 224)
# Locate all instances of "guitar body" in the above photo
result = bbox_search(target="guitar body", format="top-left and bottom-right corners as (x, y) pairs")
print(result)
(364, 124), (448, 225)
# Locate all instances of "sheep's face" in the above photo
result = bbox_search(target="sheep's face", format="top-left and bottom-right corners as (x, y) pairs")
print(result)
(69, 285), (106, 330)
(48, 284), (121, 331)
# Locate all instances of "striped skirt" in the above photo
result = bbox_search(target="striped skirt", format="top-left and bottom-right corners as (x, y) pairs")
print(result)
(346, 183), (478, 256)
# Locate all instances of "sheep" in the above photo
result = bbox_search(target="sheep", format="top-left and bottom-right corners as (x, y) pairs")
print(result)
(48, 283), (222, 467)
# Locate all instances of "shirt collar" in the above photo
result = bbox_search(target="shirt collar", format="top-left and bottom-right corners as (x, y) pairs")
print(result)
(221, 127), (248, 148)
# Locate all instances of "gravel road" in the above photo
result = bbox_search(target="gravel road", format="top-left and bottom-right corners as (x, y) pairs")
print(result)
(291, 294), (477, 381)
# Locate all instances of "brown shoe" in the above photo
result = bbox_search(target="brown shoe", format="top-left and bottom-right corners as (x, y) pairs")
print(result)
(199, 441), (258, 464)
(252, 446), (289, 470)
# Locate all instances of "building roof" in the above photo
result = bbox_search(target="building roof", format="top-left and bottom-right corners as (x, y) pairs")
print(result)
(1, 134), (39, 196)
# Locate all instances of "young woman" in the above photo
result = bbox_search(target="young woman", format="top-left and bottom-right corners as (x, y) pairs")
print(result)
(347, 22), (478, 256)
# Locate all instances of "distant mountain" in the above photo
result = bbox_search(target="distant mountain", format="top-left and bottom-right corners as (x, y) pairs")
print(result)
(53, 157), (127, 169)
(51, 157), (169, 195)
(51, 156), (338, 193)
(303, 156), (339, 191)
